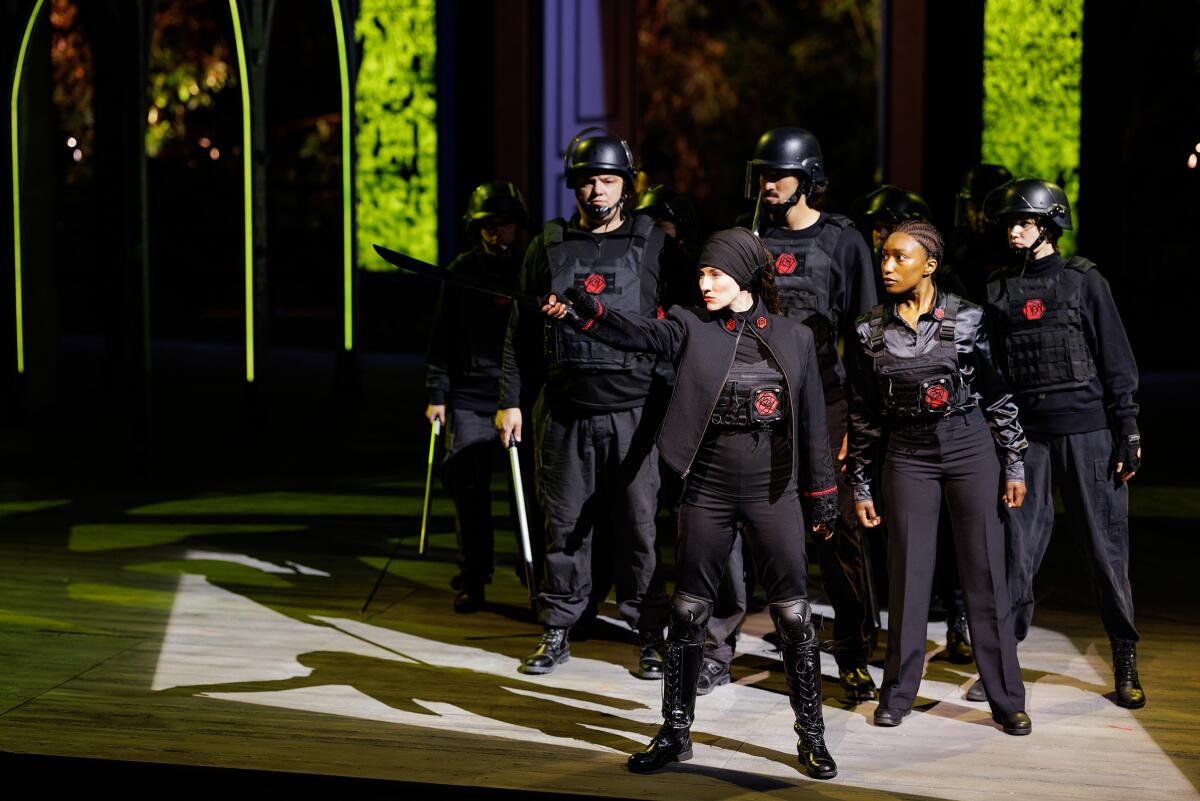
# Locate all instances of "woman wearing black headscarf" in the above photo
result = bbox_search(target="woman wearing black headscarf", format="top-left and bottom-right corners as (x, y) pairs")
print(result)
(541, 227), (841, 780)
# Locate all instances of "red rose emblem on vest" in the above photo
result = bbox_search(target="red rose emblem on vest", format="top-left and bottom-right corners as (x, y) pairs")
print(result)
(583, 273), (606, 294)
(775, 252), (797, 275)
(1023, 299), (1045, 321)
(924, 385), (950, 410)
(754, 390), (779, 417)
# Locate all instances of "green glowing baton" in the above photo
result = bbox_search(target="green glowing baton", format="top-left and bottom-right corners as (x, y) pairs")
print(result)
(418, 417), (442, 555)
(361, 417), (442, 613)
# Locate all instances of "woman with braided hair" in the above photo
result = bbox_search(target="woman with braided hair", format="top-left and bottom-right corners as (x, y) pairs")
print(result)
(846, 219), (1033, 734)
(541, 227), (841, 779)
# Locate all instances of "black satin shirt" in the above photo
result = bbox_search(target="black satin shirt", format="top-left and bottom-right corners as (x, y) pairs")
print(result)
(847, 289), (1027, 502)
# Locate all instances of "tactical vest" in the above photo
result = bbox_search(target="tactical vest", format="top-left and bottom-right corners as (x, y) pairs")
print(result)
(545, 215), (658, 370)
(710, 364), (788, 429)
(989, 257), (1097, 393)
(759, 215), (852, 328)
(865, 295), (966, 418)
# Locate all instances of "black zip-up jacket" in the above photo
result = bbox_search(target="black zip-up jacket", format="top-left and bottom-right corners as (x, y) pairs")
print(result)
(573, 298), (837, 506)
(984, 251), (1139, 437)
(425, 247), (523, 412)
(499, 216), (665, 413)
(847, 288), (1027, 503)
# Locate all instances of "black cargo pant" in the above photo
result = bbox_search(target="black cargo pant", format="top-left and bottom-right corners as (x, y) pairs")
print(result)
(443, 408), (501, 587)
(703, 397), (875, 669)
(444, 408), (544, 588)
(1006, 428), (1138, 643)
(533, 396), (669, 632)
(880, 409), (1025, 716)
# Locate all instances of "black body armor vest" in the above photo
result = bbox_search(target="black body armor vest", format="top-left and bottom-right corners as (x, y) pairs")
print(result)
(866, 295), (966, 418)
(759, 215), (851, 328)
(989, 257), (1097, 393)
(544, 215), (658, 370)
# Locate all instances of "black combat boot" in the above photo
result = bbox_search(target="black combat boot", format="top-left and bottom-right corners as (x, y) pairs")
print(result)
(782, 637), (837, 780)
(945, 610), (974, 664)
(453, 583), (486, 613)
(521, 627), (569, 674)
(696, 657), (731, 696)
(1112, 639), (1146, 709)
(837, 664), (877, 703)
(637, 629), (666, 680)
(628, 639), (703, 772)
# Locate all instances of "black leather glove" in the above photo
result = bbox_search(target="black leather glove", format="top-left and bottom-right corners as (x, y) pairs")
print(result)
(563, 286), (603, 322)
(812, 493), (841, 531)
(1112, 433), (1142, 476)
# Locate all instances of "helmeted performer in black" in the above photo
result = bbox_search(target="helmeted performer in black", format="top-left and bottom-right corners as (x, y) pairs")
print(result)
(703, 127), (877, 703)
(497, 130), (670, 680)
(948, 164), (1014, 302)
(853, 183), (975, 665)
(541, 227), (841, 779)
(982, 177), (1145, 709)
(848, 219), (1032, 735)
(426, 181), (530, 612)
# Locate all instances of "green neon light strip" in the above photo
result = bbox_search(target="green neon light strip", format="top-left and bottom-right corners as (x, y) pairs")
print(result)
(227, 0), (254, 382)
(330, 0), (352, 351)
(10, 0), (45, 375)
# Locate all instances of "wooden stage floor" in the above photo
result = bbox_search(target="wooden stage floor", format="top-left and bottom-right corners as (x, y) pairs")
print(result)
(1, 477), (1197, 799)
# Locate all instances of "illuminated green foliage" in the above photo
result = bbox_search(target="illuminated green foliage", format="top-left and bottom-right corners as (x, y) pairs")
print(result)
(355, 0), (438, 270)
(982, 0), (1082, 253)
(144, 0), (236, 158)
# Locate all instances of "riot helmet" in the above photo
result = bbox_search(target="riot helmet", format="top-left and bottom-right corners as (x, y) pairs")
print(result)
(955, 163), (1013, 229)
(744, 127), (826, 200)
(984, 177), (1072, 230)
(635, 184), (696, 235)
(854, 185), (932, 224)
(463, 181), (529, 231)
(564, 128), (637, 189)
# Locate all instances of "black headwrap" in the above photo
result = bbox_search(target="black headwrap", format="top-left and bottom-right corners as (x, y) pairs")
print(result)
(698, 227), (770, 289)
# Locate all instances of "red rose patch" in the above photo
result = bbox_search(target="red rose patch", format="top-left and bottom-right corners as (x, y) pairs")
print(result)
(583, 273), (606, 294)
(756, 316), (768, 329)
(924, 385), (950, 410)
(1023, 299), (1045, 321)
(775, 252), (797, 275)
(754, 390), (780, 417)
(725, 319), (737, 331)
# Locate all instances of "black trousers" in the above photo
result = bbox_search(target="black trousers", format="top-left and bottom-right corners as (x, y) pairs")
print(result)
(1006, 428), (1138, 643)
(881, 408), (1025, 716)
(534, 396), (668, 631)
(703, 397), (876, 668)
(676, 489), (809, 605)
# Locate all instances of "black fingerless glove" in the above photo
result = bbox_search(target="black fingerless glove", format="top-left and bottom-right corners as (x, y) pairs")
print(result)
(562, 286), (604, 329)
(812, 493), (841, 530)
(1112, 433), (1142, 474)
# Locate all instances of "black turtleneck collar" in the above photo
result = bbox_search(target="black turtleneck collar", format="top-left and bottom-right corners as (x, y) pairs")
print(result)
(714, 296), (771, 336)
(1024, 250), (1064, 274)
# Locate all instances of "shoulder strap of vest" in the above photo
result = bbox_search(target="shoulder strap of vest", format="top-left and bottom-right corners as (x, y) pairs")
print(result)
(866, 305), (887, 352)
(939, 294), (961, 345)
(543, 219), (567, 248)
(813, 214), (851, 257)
(1064, 255), (1096, 274)
(630, 213), (655, 244)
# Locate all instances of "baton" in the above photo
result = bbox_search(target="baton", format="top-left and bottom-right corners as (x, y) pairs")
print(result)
(418, 418), (442, 555)
(507, 435), (538, 612)
(361, 417), (441, 613)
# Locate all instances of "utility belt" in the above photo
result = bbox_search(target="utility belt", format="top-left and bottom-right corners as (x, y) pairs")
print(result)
(710, 380), (787, 430)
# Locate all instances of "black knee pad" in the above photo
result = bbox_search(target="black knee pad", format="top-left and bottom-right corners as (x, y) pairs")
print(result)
(770, 598), (814, 646)
(668, 592), (713, 646)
